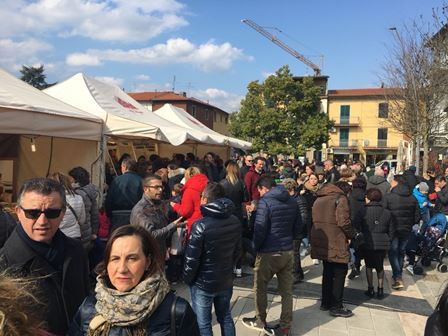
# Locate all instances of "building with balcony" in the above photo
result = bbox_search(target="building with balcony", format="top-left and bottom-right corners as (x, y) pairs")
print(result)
(128, 91), (230, 135)
(327, 88), (405, 166)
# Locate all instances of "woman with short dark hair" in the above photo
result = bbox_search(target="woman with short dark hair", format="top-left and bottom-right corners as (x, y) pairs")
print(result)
(69, 225), (199, 336)
(360, 188), (393, 299)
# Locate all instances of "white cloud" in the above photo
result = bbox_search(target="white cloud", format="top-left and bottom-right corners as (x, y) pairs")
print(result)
(0, 38), (52, 69)
(65, 38), (250, 72)
(192, 88), (244, 112)
(135, 74), (151, 81)
(66, 53), (102, 66)
(0, 0), (188, 42)
(94, 76), (124, 87)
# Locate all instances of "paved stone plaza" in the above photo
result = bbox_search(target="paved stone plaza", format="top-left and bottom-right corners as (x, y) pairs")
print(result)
(174, 254), (448, 335)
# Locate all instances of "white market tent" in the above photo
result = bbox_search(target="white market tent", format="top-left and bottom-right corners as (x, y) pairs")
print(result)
(154, 103), (252, 150)
(0, 68), (102, 141)
(44, 73), (222, 146)
(0, 68), (103, 197)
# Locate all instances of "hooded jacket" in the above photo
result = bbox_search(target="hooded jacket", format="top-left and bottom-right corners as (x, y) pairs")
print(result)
(413, 186), (431, 211)
(74, 183), (100, 249)
(173, 173), (208, 233)
(383, 184), (420, 239)
(366, 175), (391, 197)
(310, 184), (355, 263)
(253, 186), (301, 253)
(183, 198), (241, 292)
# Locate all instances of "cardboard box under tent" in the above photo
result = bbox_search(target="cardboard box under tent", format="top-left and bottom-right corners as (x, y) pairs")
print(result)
(0, 68), (103, 202)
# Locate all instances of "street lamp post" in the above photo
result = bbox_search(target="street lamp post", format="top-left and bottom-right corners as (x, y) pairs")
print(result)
(389, 27), (420, 174)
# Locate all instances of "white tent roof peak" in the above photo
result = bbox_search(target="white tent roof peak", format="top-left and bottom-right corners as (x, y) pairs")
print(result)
(45, 73), (204, 145)
(154, 103), (252, 150)
(0, 67), (102, 141)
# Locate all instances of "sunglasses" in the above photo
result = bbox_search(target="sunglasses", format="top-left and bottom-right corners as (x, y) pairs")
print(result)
(19, 206), (63, 219)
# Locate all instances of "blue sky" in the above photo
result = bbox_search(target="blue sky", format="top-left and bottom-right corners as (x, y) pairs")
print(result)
(0, 0), (444, 111)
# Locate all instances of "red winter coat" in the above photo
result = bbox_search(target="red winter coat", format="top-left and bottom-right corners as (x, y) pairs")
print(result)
(173, 173), (209, 233)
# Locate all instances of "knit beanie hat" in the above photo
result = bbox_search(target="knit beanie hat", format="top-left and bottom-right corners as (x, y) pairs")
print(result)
(418, 182), (429, 193)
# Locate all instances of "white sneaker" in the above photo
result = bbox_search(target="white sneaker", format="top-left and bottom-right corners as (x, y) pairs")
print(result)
(406, 265), (414, 276)
(313, 259), (320, 265)
(234, 268), (242, 278)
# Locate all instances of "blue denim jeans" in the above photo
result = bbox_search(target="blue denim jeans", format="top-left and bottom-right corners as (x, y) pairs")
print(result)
(190, 286), (235, 336)
(388, 237), (409, 280)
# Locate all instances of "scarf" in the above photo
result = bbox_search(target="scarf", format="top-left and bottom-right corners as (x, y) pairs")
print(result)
(304, 180), (319, 193)
(16, 224), (66, 271)
(88, 273), (171, 336)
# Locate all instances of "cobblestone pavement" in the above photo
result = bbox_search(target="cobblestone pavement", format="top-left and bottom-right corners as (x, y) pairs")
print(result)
(173, 254), (448, 335)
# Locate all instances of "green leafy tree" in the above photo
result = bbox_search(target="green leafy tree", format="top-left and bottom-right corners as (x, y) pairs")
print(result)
(230, 65), (332, 155)
(19, 65), (52, 90)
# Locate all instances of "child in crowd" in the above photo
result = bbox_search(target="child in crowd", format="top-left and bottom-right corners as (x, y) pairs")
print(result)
(413, 182), (434, 225)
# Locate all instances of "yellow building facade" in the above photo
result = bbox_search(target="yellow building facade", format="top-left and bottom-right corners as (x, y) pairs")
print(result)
(327, 88), (404, 166)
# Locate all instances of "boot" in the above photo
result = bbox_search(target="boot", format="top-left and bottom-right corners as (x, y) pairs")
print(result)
(364, 286), (375, 298)
(377, 287), (384, 300)
(347, 266), (360, 279)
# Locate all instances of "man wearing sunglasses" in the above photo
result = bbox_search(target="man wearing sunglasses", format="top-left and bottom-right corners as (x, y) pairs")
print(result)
(0, 178), (90, 336)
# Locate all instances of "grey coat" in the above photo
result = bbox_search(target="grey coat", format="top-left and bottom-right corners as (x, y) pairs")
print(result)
(367, 175), (391, 197)
(74, 183), (100, 250)
(130, 195), (177, 256)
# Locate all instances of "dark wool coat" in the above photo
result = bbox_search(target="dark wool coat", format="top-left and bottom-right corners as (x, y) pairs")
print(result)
(349, 188), (366, 232)
(366, 175), (391, 197)
(0, 229), (90, 335)
(361, 201), (393, 250)
(383, 184), (420, 239)
(435, 185), (448, 216)
(183, 198), (241, 292)
(311, 184), (356, 264)
(105, 171), (143, 217)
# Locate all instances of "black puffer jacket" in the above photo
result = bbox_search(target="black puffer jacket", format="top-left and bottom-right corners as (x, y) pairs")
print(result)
(183, 198), (242, 292)
(349, 188), (366, 232)
(383, 184), (420, 239)
(253, 186), (301, 253)
(68, 291), (199, 336)
(291, 191), (309, 240)
(361, 201), (393, 250)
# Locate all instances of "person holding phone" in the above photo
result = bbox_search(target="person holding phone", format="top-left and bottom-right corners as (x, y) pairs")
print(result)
(131, 175), (184, 261)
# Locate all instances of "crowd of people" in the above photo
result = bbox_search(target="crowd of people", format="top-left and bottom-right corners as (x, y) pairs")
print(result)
(0, 151), (447, 336)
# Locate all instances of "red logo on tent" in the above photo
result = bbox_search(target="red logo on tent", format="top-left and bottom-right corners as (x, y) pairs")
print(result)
(114, 96), (142, 113)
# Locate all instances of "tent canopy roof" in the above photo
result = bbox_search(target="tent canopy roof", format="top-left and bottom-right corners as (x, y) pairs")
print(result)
(0, 68), (102, 141)
(154, 103), (251, 150)
(45, 73), (213, 146)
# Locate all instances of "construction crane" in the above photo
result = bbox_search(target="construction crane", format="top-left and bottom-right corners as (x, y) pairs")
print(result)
(241, 18), (321, 76)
